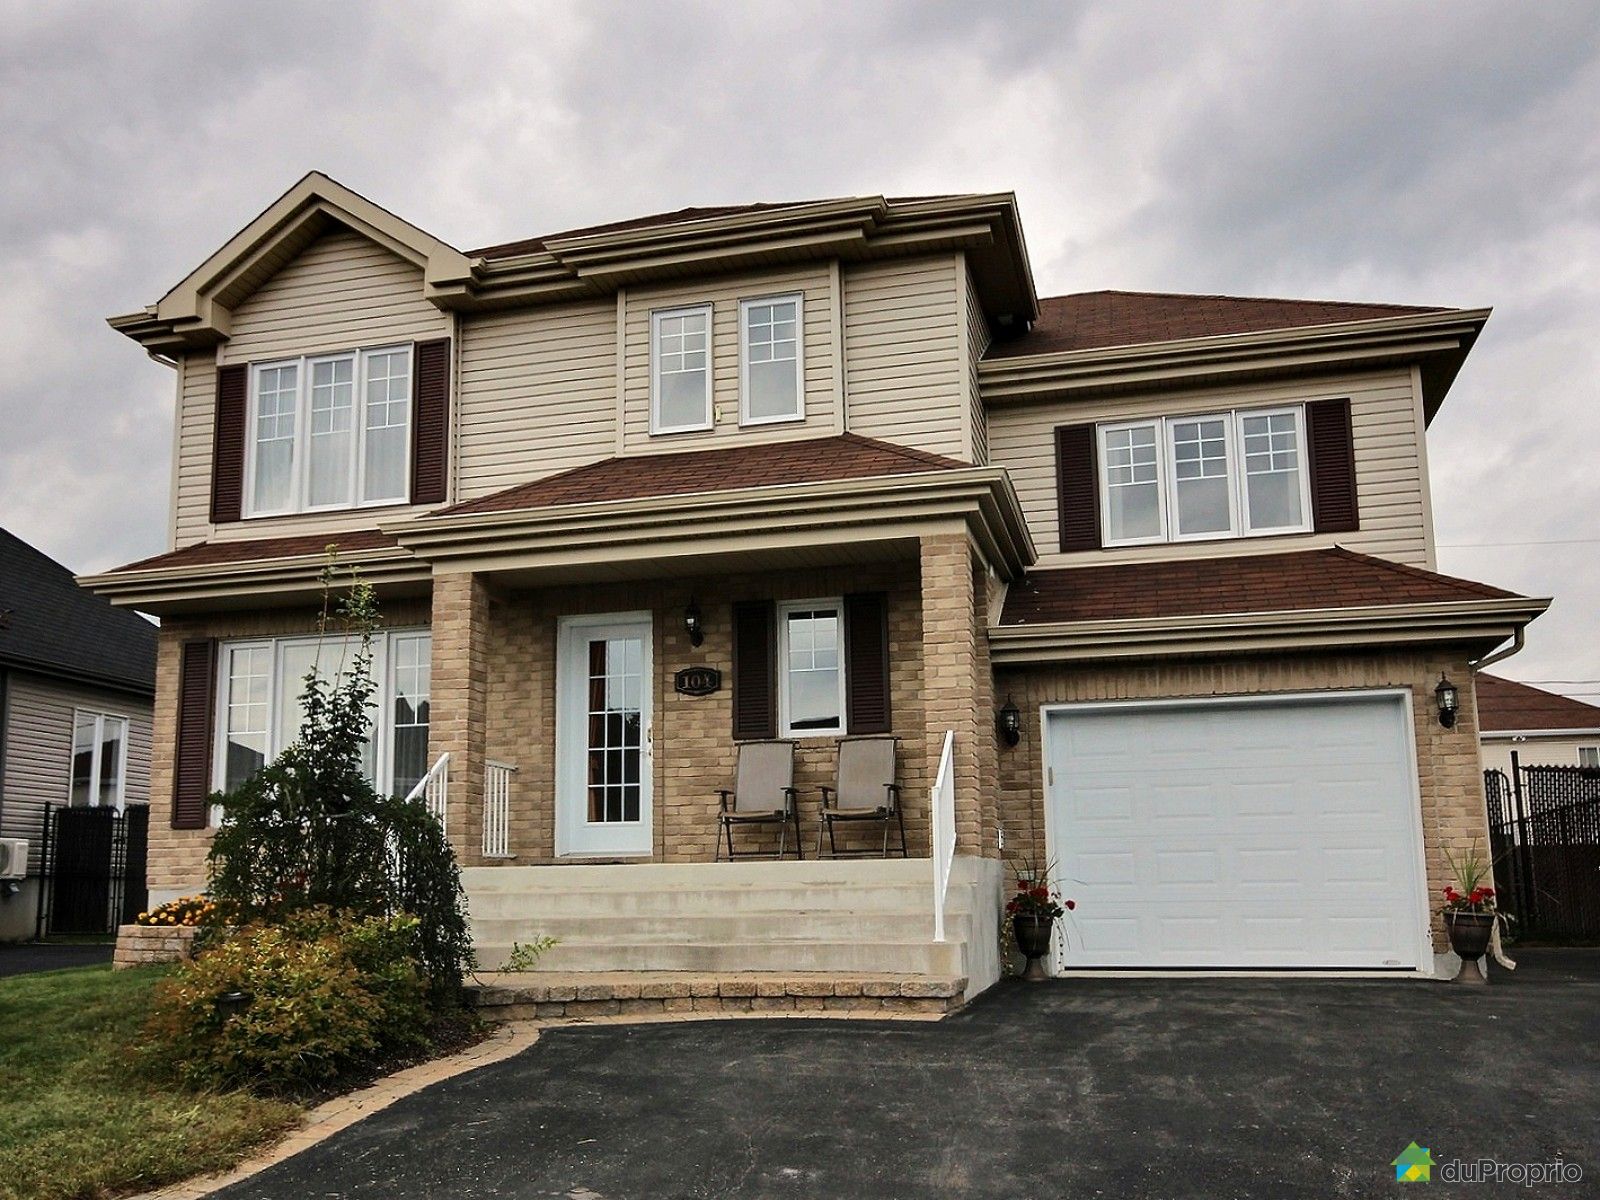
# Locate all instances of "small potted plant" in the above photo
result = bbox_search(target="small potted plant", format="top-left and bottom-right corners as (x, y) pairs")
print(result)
(1005, 871), (1075, 982)
(1441, 841), (1508, 985)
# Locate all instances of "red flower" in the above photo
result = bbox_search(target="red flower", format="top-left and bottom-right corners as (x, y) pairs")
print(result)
(1016, 881), (1029, 891)
(1031, 887), (1048, 901)
(1443, 887), (1460, 902)
(1065, 899), (1077, 911)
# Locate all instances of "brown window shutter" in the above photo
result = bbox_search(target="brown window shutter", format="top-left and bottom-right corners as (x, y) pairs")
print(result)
(1055, 424), (1102, 552)
(731, 601), (777, 741)
(172, 640), (217, 830)
(411, 339), (451, 505)
(211, 364), (248, 524)
(843, 592), (892, 734)
(1307, 398), (1359, 533)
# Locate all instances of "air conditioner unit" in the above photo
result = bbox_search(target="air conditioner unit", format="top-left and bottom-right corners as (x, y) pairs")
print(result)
(0, 839), (27, 881)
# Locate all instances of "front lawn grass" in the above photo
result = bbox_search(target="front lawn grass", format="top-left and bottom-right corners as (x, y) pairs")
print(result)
(0, 964), (301, 1200)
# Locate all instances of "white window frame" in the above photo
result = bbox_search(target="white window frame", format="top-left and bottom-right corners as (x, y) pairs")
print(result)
(1580, 746), (1600, 769)
(649, 303), (714, 435)
(776, 598), (848, 739)
(1098, 405), (1313, 548)
(210, 628), (430, 801)
(66, 709), (130, 811)
(243, 343), (414, 518)
(738, 292), (805, 426)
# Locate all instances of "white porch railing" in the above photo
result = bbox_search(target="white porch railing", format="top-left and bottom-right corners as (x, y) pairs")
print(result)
(405, 752), (450, 826)
(484, 760), (517, 858)
(931, 730), (956, 942)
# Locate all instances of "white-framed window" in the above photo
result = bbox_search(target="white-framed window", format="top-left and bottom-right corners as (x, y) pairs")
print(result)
(1580, 746), (1600, 769)
(68, 710), (129, 810)
(245, 344), (412, 516)
(213, 629), (431, 799)
(739, 293), (804, 425)
(1097, 405), (1312, 547)
(650, 304), (713, 434)
(777, 599), (846, 737)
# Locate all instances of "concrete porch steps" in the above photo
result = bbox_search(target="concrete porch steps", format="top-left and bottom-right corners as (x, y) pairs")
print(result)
(464, 970), (968, 1022)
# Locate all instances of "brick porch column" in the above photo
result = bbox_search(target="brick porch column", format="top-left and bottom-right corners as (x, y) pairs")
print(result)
(919, 531), (998, 858)
(428, 571), (490, 865)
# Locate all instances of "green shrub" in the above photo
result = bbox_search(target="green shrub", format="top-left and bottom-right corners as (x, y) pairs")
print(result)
(144, 910), (428, 1093)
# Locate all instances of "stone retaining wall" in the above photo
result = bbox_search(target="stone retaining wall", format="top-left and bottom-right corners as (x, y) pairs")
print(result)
(113, 923), (198, 969)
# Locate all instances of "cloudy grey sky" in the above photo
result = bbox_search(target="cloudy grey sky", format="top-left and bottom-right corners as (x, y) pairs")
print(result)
(3, 1), (1597, 696)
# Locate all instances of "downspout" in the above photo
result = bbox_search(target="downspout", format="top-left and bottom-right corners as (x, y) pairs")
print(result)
(1472, 626), (1525, 674)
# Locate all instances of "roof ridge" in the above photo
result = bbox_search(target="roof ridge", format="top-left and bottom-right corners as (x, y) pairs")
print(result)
(1325, 546), (1516, 599)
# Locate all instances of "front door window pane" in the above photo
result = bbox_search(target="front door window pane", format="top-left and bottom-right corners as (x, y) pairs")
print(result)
(586, 637), (644, 823)
(1241, 410), (1304, 530)
(1103, 425), (1161, 542)
(1170, 417), (1232, 536)
(785, 609), (842, 732)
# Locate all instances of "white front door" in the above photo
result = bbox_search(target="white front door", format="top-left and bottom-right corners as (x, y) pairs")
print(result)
(1044, 691), (1429, 970)
(556, 612), (653, 857)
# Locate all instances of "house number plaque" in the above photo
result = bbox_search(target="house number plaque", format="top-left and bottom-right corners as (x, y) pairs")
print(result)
(674, 667), (722, 696)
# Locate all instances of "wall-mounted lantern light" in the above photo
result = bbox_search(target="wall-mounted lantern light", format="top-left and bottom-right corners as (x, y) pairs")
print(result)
(1435, 673), (1459, 729)
(998, 696), (1021, 747)
(684, 598), (704, 648)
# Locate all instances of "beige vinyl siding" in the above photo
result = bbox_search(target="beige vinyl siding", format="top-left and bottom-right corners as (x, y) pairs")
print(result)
(170, 228), (452, 546)
(455, 300), (618, 501)
(843, 255), (968, 460)
(620, 265), (837, 455)
(1481, 734), (1600, 776)
(963, 262), (991, 465)
(0, 672), (153, 874)
(986, 367), (1435, 570)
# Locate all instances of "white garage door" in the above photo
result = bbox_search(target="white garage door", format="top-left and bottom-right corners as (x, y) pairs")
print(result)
(1045, 692), (1427, 970)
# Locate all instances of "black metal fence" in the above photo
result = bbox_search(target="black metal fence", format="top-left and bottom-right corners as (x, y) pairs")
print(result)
(1485, 756), (1600, 943)
(34, 804), (149, 937)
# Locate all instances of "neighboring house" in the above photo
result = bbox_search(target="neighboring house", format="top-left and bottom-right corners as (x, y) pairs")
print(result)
(84, 172), (1549, 990)
(1476, 673), (1600, 775)
(0, 529), (156, 939)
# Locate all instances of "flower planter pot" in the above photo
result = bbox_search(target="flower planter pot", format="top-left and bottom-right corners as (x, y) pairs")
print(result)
(1012, 913), (1054, 982)
(1444, 910), (1495, 985)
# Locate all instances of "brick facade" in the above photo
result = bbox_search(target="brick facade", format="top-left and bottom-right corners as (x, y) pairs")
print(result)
(993, 647), (1490, 951)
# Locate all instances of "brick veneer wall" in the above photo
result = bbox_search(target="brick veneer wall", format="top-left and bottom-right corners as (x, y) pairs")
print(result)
(992, 647), (1490, 950)
(145, 599), (432, 894)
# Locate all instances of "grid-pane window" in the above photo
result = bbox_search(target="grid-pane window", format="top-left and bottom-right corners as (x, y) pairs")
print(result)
(742, 296), (802, 423)
(585, 637), (644, 823)
(1240, 409), (1305, 531)
(1102, 424), (1162, 542)
(223, 644), (271, 791)
(363, 349), (411, 503)
(252, 363), (299, 512)
(1169, 416), (1233, 537)
(307, 356), (355, 507)
(781, 605), (843, 734)
(391, 633), (431, 798)
(68, 711), (128, 809)
(652, 306), (712, 432)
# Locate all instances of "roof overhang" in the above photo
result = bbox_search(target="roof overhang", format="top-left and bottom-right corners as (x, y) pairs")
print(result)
(988, 594), (1550, 665)
(979, 308), (1489, 422)
(389, 468), (1036, 583)
(1481, 728), (1600, 740)
(77, 544), (431, 616)
(107, 172), (472, 356)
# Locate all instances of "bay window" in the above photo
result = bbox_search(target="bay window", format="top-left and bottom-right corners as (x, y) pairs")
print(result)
(778, 600), (846, 736)
(1098, 406), (1312, 546)
(69, 710), (129, 809)
(650, 304), (713, 433)
(740, 294), (804, 424)
(214, 629), (431, 798)
(246, 345), (412, 516)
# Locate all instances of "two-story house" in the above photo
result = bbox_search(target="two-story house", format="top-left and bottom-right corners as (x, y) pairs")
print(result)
(84, 173), (1547, 996)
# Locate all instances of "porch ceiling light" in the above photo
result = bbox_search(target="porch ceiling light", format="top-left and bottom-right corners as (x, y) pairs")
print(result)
(684, 598), (705, 648)
(1435, 673), (1459, 729)
(998, 696), (1022, 747)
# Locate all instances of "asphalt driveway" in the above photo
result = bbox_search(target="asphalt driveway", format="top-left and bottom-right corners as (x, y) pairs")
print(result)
(0, 941), (113, 977)
(215, 951), (1600, 1199)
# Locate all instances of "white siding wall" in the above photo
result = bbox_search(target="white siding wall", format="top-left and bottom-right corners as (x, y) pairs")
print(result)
(1482, 735), (1600, 777)
(985, 367), (1436, 570)
(0, 672), (153, 874)
(619, 264), (839, 455)
(455, 300), (617, 500)
(843, 255), (968, 461)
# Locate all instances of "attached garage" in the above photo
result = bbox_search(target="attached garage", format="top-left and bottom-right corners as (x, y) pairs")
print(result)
(1043, 691), (1430, 971)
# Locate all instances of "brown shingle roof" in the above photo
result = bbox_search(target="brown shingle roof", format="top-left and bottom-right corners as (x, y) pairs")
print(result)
(998, 548), (1517, 626)
(1475, 674), (1600, 733)
(986, 290), (1452, 359)
(112, 529), (400, 574)
(434, 434), (966, 518)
